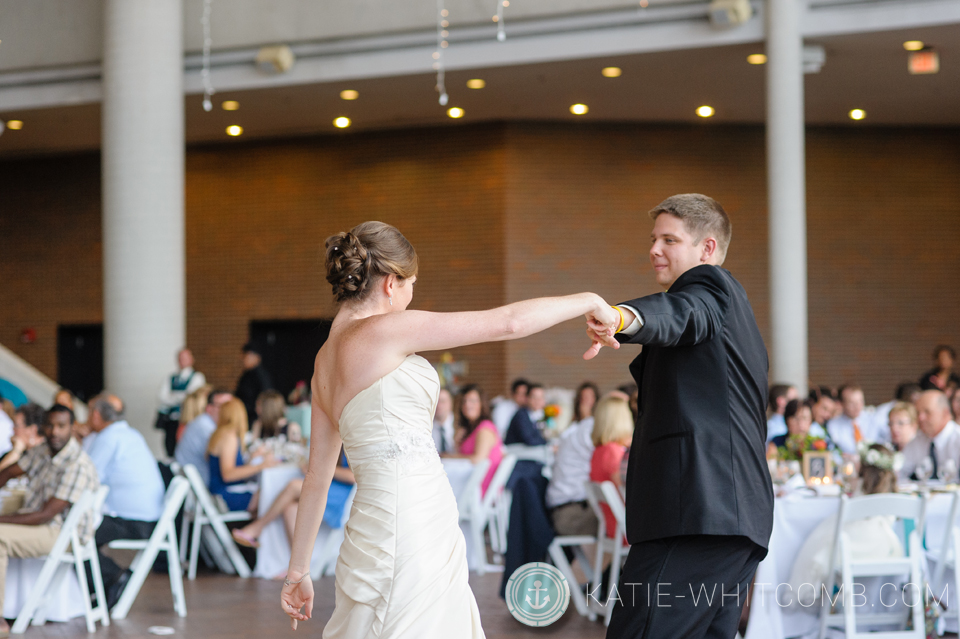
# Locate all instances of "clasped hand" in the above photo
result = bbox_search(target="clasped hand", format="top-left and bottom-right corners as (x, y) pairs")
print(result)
(584, 304), (621, 360)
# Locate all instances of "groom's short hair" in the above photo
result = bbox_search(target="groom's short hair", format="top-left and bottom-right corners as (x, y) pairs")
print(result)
(649, 194), (732, 264)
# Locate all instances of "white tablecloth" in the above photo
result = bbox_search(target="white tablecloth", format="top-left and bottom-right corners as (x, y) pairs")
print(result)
(3, 557), (86, 622)
(745, 492), (957, 639)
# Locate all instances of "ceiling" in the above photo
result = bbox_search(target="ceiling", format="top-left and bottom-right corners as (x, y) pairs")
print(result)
(0, 22), (956, 159)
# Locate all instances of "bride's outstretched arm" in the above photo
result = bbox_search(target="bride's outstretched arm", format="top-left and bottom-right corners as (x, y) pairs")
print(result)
(379, 292), (621, 356)
(281, 395), (342, 630)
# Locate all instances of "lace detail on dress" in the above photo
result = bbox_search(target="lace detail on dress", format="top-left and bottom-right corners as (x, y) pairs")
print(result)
(367, 427), (439, 474)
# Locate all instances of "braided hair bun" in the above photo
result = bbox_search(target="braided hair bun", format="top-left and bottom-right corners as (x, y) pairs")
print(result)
(325, 221), (418, 303)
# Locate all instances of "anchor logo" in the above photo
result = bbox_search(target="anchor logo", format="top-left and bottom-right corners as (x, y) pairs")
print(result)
(525, 580), (551, 609)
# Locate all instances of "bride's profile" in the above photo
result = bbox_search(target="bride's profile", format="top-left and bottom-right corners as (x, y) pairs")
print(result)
(280, 221), (618, 637)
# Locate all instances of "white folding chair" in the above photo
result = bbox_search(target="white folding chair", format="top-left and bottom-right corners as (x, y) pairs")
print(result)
(547, 503), (599, 623)
(180, 464), (251, 580)
(12, 486), (111, 634)
(818, 493), (927, 639)
(930, 490), (960, 626)
(109, 476), (190, 620)
(460, 454), (517, 574)
(585, 480), (630, 627)
(310, 483), (359, 579)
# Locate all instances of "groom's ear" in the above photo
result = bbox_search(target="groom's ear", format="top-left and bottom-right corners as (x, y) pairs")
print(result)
(700, 237), (718, 262)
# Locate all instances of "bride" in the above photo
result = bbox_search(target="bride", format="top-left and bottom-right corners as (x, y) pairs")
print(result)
(280, 221), (618, 637)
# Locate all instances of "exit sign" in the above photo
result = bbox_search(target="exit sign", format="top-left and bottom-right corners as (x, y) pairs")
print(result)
(909, 50), (939, 74)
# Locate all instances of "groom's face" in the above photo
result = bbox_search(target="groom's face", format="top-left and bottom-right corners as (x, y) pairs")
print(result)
(649, 213), (705, 288)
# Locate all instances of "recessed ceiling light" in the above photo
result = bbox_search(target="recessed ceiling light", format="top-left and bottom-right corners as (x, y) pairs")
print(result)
(903, 40), (924, 51)
(570, 104), (589, 115)
(340, 90), (359, 100)
(601, 67), (622, 78)
(747, 54), (767, 65)
(221, 100), (239, 111)
(333, 117), (351, 128)
(226, 125), (243, 136)
(466, 79), (486, 89)
(696, 105), (715, 118)
(6, 119), (23, 130)
(447, 107), (465, 119)
(848, 109), (866, 120)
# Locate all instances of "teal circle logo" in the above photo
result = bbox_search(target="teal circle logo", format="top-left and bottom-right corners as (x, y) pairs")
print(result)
(504, 562), (570, 627)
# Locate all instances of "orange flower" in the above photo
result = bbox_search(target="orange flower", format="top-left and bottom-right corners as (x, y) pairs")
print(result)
(813, 439), (827, 451)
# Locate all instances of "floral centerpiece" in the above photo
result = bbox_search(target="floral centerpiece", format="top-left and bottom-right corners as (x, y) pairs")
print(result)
(542, 404), (562, 430)
(776, 433), (828, 462)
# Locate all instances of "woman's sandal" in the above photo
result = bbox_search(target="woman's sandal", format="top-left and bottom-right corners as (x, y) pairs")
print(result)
(232, 529), (261, 548)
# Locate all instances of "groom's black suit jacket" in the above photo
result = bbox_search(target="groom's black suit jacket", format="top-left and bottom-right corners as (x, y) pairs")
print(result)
(616, 264), (773, 552)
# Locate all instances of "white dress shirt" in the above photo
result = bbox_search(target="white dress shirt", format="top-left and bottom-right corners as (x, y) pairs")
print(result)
(545, 417), (595, 508)
(432, 414), (456, 454)
(157, 366), (207, 413)
(491, 399), (519, 439)
(827, 411), (888, 454)
(900, 420), (960, 481)
(86, 420), (166, 521)
(766, 414), (787, 443)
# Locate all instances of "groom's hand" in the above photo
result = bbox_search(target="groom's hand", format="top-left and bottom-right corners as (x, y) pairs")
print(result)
(584, 305), (620, 360)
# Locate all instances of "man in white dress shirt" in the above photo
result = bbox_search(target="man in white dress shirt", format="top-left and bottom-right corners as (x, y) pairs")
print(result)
(827, 384), (886, 454)
(175, 389), (232, 485)
(431, 388), (456, 454)
(900, 390), (960, 481)
(156, 348), (206, 458)
(766, 384), (798, 443)
(490, 378), (529, 439)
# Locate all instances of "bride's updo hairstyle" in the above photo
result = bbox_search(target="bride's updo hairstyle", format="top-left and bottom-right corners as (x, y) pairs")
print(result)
(325, 221), (418, 303)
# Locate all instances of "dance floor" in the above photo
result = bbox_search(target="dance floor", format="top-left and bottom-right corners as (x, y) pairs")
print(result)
(29, 571), (607, 638)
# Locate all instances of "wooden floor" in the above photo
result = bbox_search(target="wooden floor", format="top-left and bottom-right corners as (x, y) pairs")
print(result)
(22, 571), (608, 638)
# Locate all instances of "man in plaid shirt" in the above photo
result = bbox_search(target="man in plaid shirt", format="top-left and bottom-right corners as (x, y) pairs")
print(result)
(0, 404), (99, 635)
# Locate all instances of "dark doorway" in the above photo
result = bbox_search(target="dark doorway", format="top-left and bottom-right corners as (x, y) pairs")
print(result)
(57, 324), (104, 402)
(248, 319), (332, 398)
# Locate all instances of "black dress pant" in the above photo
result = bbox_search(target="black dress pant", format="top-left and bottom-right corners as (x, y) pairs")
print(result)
(606, 535), (765, 639)
(94, 516), (157, 588)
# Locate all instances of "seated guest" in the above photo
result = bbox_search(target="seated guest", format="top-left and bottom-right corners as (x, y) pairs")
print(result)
(0, 395), (12, 457)
(767, 399), (820, 456)
(953, 388), (960, 422)
(617, 383), (638, 422)
(808, 386), (836, 432)
(899, 390), (960, 481)
(491, 378), (529, 440)
(0, 403), (46, 472)
(505, 383), (548, 446)
(590, 395), (634, 539)
(827, 384), (885, 454)
(432, 388), (455, 454)
(175, 389), (233, 485)
(888, 401), (919, 451)
(0, 404), (99, 635)
(766, 384), (799, 443)
(920, 345), (960, 392)
(251, 390), (294, 441)
(871, 382), (922, 442)
(86, 395), (166, 603)
(232, 451), (355, 550)
(444, 385), (503, 497)
(788, 444), (902, 606)
(53, 389), (75, 410)
(207, 398), (277, 512)
(176, 384), (213, 443)
(545, 382), (600, 536)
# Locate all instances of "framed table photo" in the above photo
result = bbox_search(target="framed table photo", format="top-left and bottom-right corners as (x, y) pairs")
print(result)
(803, 451), (833, 482)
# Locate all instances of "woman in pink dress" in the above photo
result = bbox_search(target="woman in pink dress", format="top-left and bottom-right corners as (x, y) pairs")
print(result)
(445, 384), (503, 496)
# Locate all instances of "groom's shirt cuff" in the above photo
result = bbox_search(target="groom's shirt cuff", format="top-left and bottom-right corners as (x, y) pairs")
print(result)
(617, 305), (643, 336)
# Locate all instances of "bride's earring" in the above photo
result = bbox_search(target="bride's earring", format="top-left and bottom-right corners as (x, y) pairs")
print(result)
(389, 296), (393, 306)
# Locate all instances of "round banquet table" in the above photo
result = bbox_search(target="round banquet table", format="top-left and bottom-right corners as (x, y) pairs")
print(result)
(744, 490), (958, 639)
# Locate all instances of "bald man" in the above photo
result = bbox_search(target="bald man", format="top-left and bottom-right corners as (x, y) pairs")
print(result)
(900, 390), (960, 482)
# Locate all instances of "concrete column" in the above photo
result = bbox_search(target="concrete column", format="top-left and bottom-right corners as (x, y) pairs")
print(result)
(766, 0), (809, 395)
(102, 0), (185, 453)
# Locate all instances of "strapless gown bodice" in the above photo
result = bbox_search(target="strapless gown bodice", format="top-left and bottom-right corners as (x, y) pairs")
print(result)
(324, 355), (485, 638)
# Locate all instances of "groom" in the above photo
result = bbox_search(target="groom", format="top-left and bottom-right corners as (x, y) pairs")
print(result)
(586, 194), (773, 639)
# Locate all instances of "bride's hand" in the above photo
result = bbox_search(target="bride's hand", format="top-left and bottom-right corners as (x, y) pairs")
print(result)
(584, 303), (620, 360)
(281, 571), (314, 630)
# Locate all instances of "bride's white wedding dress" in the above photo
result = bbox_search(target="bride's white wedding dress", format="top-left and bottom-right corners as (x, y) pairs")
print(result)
(323, 354), (485, 638)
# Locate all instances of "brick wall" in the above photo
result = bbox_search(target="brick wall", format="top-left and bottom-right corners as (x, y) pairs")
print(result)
(2, 122), (958, 409)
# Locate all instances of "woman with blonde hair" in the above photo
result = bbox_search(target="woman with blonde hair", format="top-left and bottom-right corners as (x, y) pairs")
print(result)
(207, 398), (277, 511)
(590, 395), (635, 539)
(177, 384), (213, 442)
